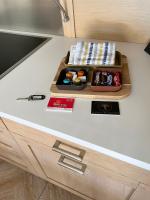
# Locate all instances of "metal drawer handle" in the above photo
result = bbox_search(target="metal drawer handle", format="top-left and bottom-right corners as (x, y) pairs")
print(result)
(52, 140), (85, 162)
(58, 155), (86, 175)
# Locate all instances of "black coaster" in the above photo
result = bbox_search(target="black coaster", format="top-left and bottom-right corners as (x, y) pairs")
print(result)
(91, 101), (120, 115)
(144, 42), (150, 55)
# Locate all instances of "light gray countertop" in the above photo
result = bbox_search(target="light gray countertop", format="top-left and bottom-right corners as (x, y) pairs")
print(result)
(0, 30), (150, 170)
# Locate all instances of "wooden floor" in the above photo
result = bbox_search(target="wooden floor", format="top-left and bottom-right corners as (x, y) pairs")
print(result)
(0, 159), (83, 200)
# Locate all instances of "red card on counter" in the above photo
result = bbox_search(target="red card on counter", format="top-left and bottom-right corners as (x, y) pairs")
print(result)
(47, 97), (75, 112)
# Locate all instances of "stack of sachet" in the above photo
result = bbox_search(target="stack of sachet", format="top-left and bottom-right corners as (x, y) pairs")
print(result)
(68, 41), (116, 66)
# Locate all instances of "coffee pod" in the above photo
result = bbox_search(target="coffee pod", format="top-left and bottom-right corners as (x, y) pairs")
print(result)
(78, 71), (84, 77)
(74, 78), (81, 85)
(78, 76), (86, 82)
(66, 72), (73, 79)
(63, 78), (70, 84)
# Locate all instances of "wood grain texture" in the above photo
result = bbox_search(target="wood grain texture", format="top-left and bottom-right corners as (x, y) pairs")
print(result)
(48, 183), (82, 200)
(0, 159), (84, 200)
(0, 161), (32, 200)
(2, 117), (56, 148)
(50, 55), (131, 99)
(64, 0), (150, 43)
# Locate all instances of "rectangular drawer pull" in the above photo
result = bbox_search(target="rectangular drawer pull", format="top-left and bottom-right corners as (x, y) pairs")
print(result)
(58, 155), (87, 175)
(52, 140), (85, 162)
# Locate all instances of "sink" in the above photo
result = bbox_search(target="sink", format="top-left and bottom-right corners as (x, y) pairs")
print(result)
(0, 32), (50, 79)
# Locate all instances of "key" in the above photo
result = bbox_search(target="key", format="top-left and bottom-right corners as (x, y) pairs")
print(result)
(17, 95), (46, 101)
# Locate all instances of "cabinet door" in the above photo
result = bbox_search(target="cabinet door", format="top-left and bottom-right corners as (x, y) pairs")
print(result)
(14, 134), (137, 200)
(0, 128), (31, 171)
(129, 184), (150, 200)
(12, 133), (46, 178)
(63, 0), (150, 43)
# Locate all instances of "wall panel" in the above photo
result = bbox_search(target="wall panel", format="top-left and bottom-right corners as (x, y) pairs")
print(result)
(64, 0), (150, 43)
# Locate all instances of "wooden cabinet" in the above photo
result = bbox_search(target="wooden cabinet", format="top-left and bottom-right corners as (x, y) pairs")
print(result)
(4, 117), (150, 200)
(0, 128), (27, 170)
(0, 118), (35, 172)
(62, 0), (150, 43)
(3, 118), (150, 187)
(12, 133), (46, 179)
(12, 133), (137, 200)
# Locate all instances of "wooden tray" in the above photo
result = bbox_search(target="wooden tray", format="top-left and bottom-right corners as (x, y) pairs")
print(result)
(50, 55), (131, 100)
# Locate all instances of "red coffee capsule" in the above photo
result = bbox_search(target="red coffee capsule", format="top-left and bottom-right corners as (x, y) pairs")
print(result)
(114, 72), (121, 86)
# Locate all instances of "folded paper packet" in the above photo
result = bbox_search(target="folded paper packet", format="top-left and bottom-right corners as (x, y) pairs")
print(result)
(68, 41), (116, 65)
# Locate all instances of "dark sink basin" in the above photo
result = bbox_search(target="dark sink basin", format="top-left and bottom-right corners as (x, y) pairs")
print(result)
(0, 32), (50, 79)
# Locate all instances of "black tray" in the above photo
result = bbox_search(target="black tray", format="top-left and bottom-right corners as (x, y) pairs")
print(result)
(56, 68), (89, 90)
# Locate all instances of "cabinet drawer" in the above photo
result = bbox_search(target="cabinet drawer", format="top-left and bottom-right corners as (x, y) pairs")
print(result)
(2, 118), (56, 146)
(19, 136), (137, 200)
(3, 118), (150, 186)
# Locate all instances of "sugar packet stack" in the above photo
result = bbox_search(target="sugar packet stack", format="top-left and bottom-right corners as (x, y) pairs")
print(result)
(68, 41), (116, 66)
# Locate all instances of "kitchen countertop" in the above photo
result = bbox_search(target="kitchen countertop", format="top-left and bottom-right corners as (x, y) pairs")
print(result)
(0, 30), (150, 170)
